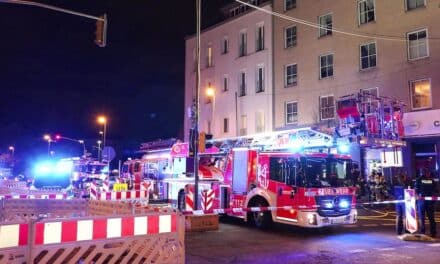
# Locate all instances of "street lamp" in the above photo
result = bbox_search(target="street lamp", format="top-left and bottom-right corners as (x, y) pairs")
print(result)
(97, 140), (102, 161)
(43, 134), (52, 156)
(56, 135), (87, 157)
(8, 146), (14, 158)
(206, 84), (215, 135)
(97, 116), (107, 161)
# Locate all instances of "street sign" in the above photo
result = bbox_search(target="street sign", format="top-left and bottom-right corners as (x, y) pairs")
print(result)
(404, 188), (417, 234)
(102, 146), (116, 161)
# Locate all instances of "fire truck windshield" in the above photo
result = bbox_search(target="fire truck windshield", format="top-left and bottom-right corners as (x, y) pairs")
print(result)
(303, 158), (353, 188)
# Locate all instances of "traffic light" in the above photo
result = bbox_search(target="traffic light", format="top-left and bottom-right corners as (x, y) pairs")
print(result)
(95, 14), (107, 47)
(205, 133), (213, 149)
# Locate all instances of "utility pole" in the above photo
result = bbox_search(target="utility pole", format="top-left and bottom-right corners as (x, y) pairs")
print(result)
(193, 0), (201, 210)
(0, 0), (107, 47)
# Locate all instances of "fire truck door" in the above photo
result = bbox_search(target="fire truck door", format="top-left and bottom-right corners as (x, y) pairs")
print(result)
(275, 159), (298, 221)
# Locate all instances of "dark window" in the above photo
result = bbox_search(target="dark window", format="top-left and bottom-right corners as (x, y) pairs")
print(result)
(269, 157), (298, 186)
(406, 0), (425, 10)
(285, 0), (296, 11)
(320, 54), (334, 79)
(359, 0), (375, 24)
(285, 26), (297, 48)
(319, 14), (332, 37)
(360, 42), (376, 70)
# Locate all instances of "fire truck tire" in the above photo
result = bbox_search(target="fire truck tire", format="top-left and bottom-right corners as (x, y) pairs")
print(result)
(248, 197), (272, 229)
(177, 189), (186, 211)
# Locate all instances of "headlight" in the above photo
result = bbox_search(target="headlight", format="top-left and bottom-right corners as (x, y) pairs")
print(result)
(339, 200), (350, 209)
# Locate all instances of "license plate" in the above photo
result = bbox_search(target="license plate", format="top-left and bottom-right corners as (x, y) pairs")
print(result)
(331, 218), (344, 224)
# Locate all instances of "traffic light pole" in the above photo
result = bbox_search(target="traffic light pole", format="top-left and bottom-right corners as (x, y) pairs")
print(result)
(192, 0), (202, 211)
(0, 0), (107, 46)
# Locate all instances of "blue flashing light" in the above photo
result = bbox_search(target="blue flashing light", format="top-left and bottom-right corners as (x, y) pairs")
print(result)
(323, 202), (334, 209)
(288, 139), (303, 152)
(337, 144), (350, 154)
(54, 160), (73, 174)
(339, 200), (350, 209)
(34, 162), (54, 175)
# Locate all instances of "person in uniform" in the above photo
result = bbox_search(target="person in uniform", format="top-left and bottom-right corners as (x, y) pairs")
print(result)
(415, 168), (437, 237)
(393, 172), (409, 235)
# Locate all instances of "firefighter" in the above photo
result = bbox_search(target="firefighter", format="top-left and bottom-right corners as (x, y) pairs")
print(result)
(415, 168), (437, 237)
(393, 171), (409, 235)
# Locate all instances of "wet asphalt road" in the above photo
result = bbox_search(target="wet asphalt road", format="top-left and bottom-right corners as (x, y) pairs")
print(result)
(186, 207), (440, 264)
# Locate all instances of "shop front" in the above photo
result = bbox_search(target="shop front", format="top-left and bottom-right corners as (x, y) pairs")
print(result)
(403, 109), (440, 178)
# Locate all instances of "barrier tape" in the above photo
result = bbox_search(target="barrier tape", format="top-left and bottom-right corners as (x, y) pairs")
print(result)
(181, 196), (440, 216)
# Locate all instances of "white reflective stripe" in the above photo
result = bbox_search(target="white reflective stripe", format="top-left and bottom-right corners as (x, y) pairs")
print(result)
(193, 210), (204, 216)
(77, 220), (93, 241)
(282, 206), (293, 210)
(250, 207), (261, 212)
(424, 197), (433, 201)
(214, 209), (225, 214)
(55, 194), (64, 199)
(232, 208), (243, 213)
(134, 216), (148, 235)
(140, 191), (146, 198)
(107, 218), (122, 238)
(29, 195), (36, 199)
(0, 224), (19, 248)
(111, 192), (117, 200)
(267, 207), (277, 211)
(44, 222), (62, 244)
(121, 191), (127, 200)
(159, 215), (171, 233)
(41, 195), (49, 199)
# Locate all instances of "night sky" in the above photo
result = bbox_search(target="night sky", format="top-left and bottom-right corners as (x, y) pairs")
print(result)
(0, 0), (230, 170)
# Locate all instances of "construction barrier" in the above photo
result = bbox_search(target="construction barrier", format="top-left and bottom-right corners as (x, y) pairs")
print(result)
(404, 189), (418, 234)
(90, 182), (150, 202)
(0, 180), (27, 189)
(0, 199), (184, 264)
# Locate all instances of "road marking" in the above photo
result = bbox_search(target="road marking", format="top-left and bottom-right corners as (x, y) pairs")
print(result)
(348, 249), (368, 253)
(362, 224), (379, 227)
(403, 245), (418, 249)
(428, 243), (440, 247)
(382, 223), (395, 226)
(377, 247), (395, 251)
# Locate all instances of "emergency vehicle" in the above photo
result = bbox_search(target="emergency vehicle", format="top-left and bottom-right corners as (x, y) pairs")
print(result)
(126, 129), (358, 228)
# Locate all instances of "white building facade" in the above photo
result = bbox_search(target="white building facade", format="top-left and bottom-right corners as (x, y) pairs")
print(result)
(184, 0), (273, 141)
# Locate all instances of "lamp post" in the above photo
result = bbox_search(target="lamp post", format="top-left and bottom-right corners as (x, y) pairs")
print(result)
(97, 116), (107, 161)
(206, 85), (215, 135)
(43, 134), (52, 156)
(55, 135), (87, 157)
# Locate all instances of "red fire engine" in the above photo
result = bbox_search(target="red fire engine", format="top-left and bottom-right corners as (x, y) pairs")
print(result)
(126, 129), (358, 228)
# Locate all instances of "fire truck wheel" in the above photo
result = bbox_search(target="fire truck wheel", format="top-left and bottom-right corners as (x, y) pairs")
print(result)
(177, 190), (186, 211)
(248, 197), (272, 229)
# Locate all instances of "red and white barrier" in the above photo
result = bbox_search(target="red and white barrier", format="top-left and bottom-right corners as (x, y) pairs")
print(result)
(90, 189), (149, 201)
(0, 223), (28, 249)
(405, 189), (418, 234)
(34, 214), (177, 245)
(185, 189), (194, 211)
(201, 190), (214, 211)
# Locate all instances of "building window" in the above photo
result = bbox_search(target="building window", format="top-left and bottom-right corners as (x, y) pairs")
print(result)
(320, 95), (335, 120)
(285, 26), (297, 48)
(223, 75), (229, 92)
(285, 64), (297, 87)
(360, 87), (379, 114)
(223, 118), (229, 133)
(256, 66), (264, 93)
(284, 0), (296, 11)
(407, 29), (428, 60)
(406, 0), (425, 10)
(410, 79), (431, 110)
(222, 37), (229, 54)
(319, 54), (333, 79)
(255, 112), (264, 133)
(240, 115), (247, 136)
(239, 71), (246, 96)
(256, 24), (264, 52)
(358, 0), (375, 25)
(239, 31), (247, 57)
(319, 13), (332, 37)
(360, 42), (376, 70)
(207, 46), (213, 67)
(285, 102), (298, 125)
